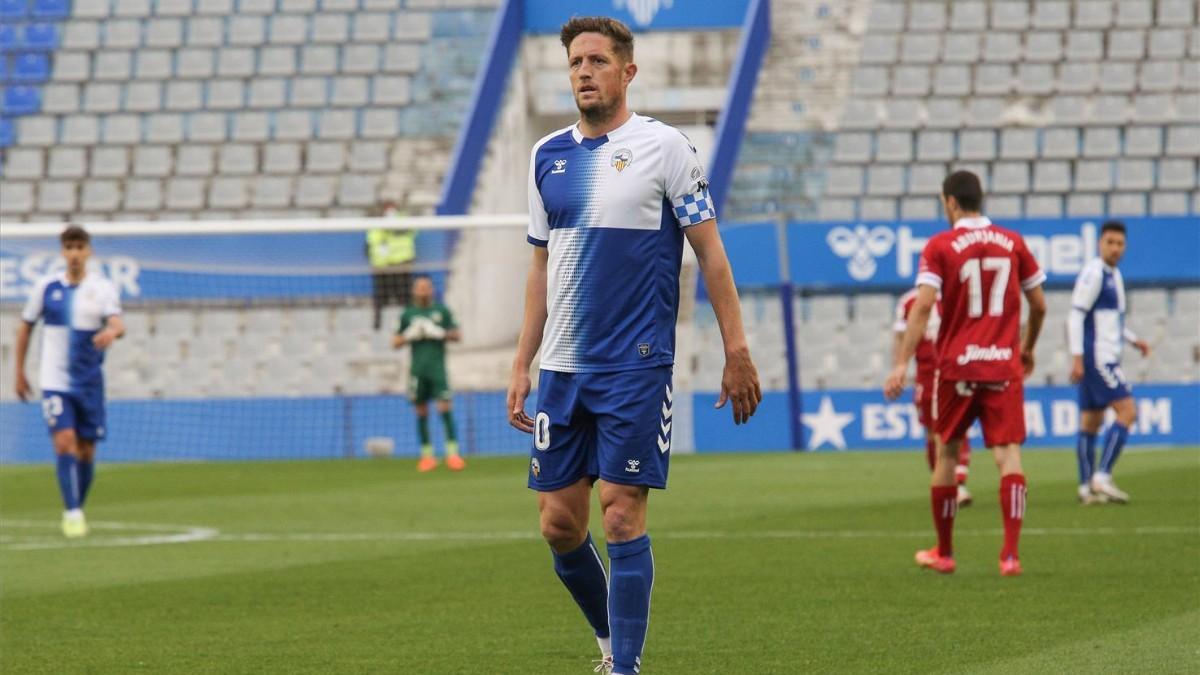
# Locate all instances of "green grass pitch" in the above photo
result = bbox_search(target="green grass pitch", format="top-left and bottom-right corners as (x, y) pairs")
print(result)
(2, 448), (1198, 674)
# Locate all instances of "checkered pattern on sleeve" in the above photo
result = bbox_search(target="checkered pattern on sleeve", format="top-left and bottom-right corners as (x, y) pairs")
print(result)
(671, 187), (716, 228)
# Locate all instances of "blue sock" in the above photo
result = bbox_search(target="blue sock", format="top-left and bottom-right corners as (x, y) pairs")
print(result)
(552, 532), (610, 640)
(55, 455), (81, 510)
(1076, 432), (1097, 485)
(78, 461), (94, 506)
(1099, 423), (1130, 474)
(608, 535), (654, 675)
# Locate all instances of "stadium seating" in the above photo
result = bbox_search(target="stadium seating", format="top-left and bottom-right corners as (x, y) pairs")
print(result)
(728, 0), (1198, 222)
(0, 0), (499, 220)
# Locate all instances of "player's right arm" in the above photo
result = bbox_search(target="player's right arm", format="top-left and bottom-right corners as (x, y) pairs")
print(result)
(14, 277), (49, 401)
(885, 285), (936, 400)
(891, 292), (913, 372)
(508, 145), (551, 433)
(885, 244), (942, 400)
(1067, 261), (1102, 383)
(13, 321), (33, 401)
(392, 310), (424, 348)
(508, 247), (548, 433)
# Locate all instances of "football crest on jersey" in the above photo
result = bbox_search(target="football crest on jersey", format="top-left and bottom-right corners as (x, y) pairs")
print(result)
(638, 343), (650, 357)
(610, 148), (633, 172)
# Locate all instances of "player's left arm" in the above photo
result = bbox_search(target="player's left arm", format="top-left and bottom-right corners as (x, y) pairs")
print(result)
(92, 284), (124, 350)
(442, 307), (461, 343)
(93, 315), (125, 350)
(1017, 238), (1048, 378)
(1123, 326), (1150, 357)
(884, 285), (935, 400)
(686, 220), (761, 425)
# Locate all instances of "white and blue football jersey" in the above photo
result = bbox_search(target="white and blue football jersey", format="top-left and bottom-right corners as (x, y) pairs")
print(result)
(1068, 258), (1136, 367)
(21, 272), (122, 393)
(527, 113), (714, 373)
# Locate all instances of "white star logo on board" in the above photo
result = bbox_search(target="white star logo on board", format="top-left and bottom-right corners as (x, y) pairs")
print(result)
(802, 396), (855, 450)
(614, 0), (674, 27)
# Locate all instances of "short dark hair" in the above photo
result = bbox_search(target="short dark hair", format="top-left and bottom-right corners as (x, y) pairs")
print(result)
(560, 16), (634, 63)
(60, 224), (90, 246)
(1100, 220), (1127, 237)
(942, 170), (984, 212)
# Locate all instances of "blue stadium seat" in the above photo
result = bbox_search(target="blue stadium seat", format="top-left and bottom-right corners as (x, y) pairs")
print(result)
(0, 117), (12, 147)
(0, 25), (17, 52)
(31, 0), (67, 18)
(23, 23), (58, 50)
(3, 84), (40, 114)
(0, 56), (8, 83)
(0, 0), (27, 20)
(12, 52), (48, 81)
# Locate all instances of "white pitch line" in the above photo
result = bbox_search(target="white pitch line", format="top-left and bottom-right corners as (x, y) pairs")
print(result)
(1, 523), (1196, 552)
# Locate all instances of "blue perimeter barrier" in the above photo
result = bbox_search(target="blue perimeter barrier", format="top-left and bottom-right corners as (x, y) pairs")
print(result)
(2, 385), (1195, 464)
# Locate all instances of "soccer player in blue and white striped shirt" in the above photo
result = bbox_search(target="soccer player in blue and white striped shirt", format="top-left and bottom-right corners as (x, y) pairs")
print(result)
(1068, 221), (1150, 504)
(506, 17), (760, 675)
(14, 225), (124, 537)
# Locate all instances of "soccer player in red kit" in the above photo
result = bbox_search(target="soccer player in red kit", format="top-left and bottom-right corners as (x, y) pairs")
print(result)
(885, 171), (1046, 577)
(893, 289), (972, 506)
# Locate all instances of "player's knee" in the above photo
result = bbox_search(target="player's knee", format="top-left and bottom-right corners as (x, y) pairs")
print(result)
(52, 433), (78, 456)
(994, 445), (1022, 473)
(540, 512), (586, 551)
(601, 504), (642, 543)
(1118, 405), (1137, 426)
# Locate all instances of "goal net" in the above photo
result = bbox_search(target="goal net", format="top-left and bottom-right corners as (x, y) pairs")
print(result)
(0, 215), (703, 463)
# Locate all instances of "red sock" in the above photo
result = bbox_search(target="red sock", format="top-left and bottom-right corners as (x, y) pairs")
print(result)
(999, 474), (1027, 561)
(931, 486), (958, 558)
(956, 437), (971, 485)
(924, 438), (936, 471)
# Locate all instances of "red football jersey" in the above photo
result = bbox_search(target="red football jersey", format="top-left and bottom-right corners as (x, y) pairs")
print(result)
(894, 288), (940, 376)
(916, 217), (1045, 382)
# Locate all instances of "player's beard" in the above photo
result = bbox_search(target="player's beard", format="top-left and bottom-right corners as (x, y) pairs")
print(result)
(577, 93), (622, 128)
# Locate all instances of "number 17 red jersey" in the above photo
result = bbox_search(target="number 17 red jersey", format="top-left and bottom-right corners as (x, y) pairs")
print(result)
(916, 216), (1045, 382)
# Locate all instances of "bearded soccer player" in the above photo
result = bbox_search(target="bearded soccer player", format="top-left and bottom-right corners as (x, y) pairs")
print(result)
(1068, 221), (1150, 504)
(885, 171), (1046, 577)
(14, 225), (124, 538)
(392, 276), (463, 472)
(506, 17), (760, 675)
(893, 289), (972, 506)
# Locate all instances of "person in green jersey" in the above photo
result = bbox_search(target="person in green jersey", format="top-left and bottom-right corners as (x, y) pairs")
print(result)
(393, 276), (464, 472)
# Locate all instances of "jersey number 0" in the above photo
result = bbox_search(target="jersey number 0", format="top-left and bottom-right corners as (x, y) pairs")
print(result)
(534, 412), (551, 451)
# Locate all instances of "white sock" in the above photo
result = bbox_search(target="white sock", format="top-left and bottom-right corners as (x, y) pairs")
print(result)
(597, 635), (612, 658)
(65, 508), (83, 518)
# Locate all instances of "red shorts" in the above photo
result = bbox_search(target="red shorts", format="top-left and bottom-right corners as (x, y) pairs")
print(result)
(914, 372), (935, 428)
(933, 376), (1026, 447)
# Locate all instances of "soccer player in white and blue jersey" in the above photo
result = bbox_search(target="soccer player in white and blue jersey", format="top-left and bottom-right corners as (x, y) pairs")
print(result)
(505, 17), (761, 675)
(1068, 221), (1150, 504)
(14, 225), (124, 537)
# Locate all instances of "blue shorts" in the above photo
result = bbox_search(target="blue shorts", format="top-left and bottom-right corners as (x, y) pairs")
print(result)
(1079, 362), (1132, 411)
(42, 390), (106, 441)
(528, 367), (673, 492)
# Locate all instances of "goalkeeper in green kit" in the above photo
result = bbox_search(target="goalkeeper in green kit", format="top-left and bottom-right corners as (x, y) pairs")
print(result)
(393, 276), (464, 472)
